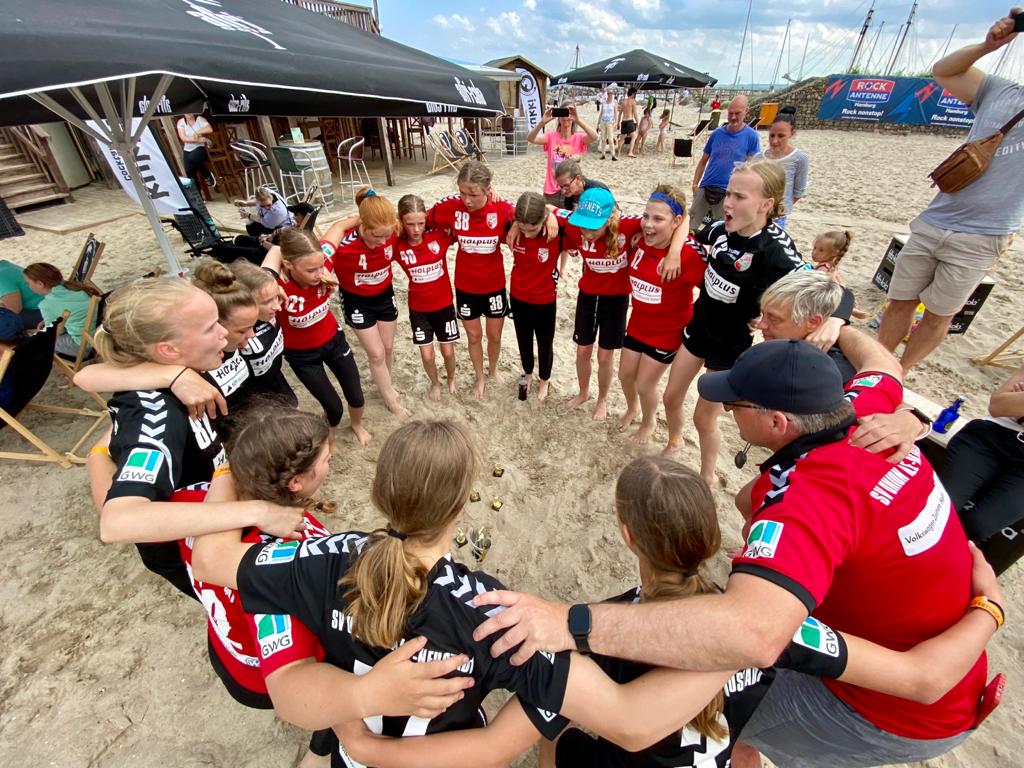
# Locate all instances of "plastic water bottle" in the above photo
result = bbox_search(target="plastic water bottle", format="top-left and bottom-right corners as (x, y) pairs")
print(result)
(933, 396), (965, 434)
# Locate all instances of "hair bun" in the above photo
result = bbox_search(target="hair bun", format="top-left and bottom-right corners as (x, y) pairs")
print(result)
(779, 105), (797, 115)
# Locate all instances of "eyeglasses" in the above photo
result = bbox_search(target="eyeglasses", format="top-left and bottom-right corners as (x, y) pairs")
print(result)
(723, 400), (758, 412)
(557, 175), (581, 191)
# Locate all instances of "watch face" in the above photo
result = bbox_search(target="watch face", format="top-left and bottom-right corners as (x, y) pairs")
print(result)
(568, 604), (591, 635)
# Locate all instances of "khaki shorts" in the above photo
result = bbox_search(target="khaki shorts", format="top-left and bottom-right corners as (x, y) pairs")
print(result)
(888, 215), (1010, 316)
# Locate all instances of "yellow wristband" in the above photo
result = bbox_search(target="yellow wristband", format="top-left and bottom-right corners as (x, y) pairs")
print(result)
(969, 596), (1005, 629)
(212, 464), (233, 478)
(89, 444), (110, 457)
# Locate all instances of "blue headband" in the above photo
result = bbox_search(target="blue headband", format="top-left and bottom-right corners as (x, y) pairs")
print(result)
(649, 191), (683, 217)
(364, 189), (376, 197)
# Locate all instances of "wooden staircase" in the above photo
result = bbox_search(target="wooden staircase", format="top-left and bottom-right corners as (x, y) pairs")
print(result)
(0, 127), (72, 210)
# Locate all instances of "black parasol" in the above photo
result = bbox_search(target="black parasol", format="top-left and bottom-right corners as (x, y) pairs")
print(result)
(549, 49), (716, 90)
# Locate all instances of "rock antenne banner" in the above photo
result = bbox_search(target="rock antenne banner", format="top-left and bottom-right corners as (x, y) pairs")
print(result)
(817, 75), (975, 128)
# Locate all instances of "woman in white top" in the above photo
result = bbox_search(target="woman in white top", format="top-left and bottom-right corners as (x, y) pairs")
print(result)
(762, 107), (809, 230)
(176, 112), (216, 189)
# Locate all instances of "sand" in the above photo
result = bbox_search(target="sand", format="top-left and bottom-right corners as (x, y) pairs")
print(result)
(1, 106), (1022, 767)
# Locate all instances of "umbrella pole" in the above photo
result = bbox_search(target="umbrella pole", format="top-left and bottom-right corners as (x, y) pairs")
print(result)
(95, 81), (184, 276)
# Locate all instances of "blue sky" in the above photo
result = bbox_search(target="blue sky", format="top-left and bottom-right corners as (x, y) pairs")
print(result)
(376, 1), (1015, 84)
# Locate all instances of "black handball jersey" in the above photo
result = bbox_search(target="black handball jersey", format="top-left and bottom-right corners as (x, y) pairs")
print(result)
(237, 532), (570, 766)
(105, 388), (224, 588)
(692, 221), (807, 332)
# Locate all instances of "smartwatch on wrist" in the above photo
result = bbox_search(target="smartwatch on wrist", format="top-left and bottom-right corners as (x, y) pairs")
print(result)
(568, 603), (592, 654)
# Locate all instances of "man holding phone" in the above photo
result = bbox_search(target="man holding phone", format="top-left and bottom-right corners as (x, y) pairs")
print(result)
(877, 9), (1023, 372)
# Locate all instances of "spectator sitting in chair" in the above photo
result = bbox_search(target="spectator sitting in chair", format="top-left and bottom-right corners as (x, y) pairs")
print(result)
(23, 262), (100, 360)
(0, 308), (26, 410)
(234, 187), (295, 239)
(0, 258), (45, 328)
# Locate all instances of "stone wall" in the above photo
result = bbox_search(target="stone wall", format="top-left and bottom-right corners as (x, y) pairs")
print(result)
(748, 77), (970, 137)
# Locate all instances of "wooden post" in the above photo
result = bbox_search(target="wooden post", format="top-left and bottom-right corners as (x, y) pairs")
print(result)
(159, 117), (186, 176)
(377, 116), (395, 187)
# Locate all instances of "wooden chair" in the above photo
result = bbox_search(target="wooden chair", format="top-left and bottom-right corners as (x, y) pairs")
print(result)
(407, 118), (428, 161)
(426, 132), (465, 175)
(54, 292), (103, 375)
(72, 233), (105, 292)
(438, 131), (472, 163)
(690, 118), (711, 139)
(454, 128), (484, 161)
(0, 316), (108, 468)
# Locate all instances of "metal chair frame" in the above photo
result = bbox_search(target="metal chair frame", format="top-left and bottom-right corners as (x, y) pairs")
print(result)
(335, 137), (371, 203)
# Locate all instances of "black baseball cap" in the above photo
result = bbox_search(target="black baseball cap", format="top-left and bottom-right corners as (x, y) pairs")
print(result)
(697, 339), (847, 414)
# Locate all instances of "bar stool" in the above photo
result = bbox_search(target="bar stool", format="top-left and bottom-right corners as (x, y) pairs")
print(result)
(336, 137), (371, 203)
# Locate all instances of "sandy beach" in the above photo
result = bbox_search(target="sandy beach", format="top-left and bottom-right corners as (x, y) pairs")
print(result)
(1, 106), (1022, 767)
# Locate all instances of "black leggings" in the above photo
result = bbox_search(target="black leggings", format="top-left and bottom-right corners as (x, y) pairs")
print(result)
(511, 297), (556, 380)
(941, 419), (1024, 575)
(284, 329), (364, 427)
(183, 146), (213, 185)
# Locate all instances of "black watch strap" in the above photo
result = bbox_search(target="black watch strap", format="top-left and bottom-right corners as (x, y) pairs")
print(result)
(568, 603), (592, 654)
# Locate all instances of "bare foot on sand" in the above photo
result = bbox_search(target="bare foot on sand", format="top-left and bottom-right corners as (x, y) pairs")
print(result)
(429, 382), (442, 402)
(660, 436), (683, 458)
(350, 424), (372, 446)
(387, 400), (412, 419)
(630, 423), (655, 444)
(473, 377), (486, 400)
(488, 369), (505, 384)
(537, 380), (550, 402)
(567, 391), (590, 409)
(592, 398), (609, 421)
(447, 377), (457, 395)
(618, 407), (639, 432)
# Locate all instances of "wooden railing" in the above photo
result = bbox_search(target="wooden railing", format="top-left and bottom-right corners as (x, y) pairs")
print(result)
(280, 0), (380, 35)
(0, 125), (71, 196)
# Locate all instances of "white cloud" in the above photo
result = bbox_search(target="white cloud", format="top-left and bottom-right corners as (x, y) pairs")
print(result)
(433, 14), (475, 32)
(524, 0), (537, 9)
(487, 11), (525, 40)
(629, 0), (661, 18)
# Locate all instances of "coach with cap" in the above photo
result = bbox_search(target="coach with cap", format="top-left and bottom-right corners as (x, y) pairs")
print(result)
(552, 158), (609, 212)
(473, 336), (994, 768)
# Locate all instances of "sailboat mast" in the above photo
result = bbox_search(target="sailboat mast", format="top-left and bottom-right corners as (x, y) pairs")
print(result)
(887, 1), (918, 75)
(732, 0), (754, 89)
(849, 1), (875, 72)
(771, 19), (792, 87)
(865, 20), (885, 73)
(798, 33), (809, 80)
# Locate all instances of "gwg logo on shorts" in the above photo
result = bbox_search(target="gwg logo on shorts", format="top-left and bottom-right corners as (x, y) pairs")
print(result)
(256, 614), (294, 657)
(255, 540), (299, 566)
(743, 520), (783, 559)
(793, 617), (841, 657)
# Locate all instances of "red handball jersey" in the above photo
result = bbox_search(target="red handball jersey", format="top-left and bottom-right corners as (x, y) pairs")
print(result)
(172, 485), (326, 694)
(556, 210), (640, 296)
(395, 230), (456, 313)
(733, 374), (986, 740)
(427, 195), (514, 294)
(625, 236), (707, 351)
(275, 250), (340, 351)
(510, 234), (559, 304)
(323, 230), (396, 297)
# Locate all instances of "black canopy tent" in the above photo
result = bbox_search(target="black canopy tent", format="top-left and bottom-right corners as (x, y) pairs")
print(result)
(0, 0), (503, 274)
(549, 49), (716, 90)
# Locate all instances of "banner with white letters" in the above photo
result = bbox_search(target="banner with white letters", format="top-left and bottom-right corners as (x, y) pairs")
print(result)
(517, 68), (543, 131)
(87, 118), (190, 216)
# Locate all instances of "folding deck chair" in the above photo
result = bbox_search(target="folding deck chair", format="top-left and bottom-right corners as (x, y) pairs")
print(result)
(427, 131), (466, 175)
(54, 292), (104, 375)
(438, 131), (472, 164)
(0, 317), (107, 468)
(71, 233), (105, 292)
(454, 128), (484, 161)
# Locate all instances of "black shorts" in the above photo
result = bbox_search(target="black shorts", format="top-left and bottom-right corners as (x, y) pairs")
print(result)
(623, 333), (677, 364)
(341, 286), (398, 329)
(410, 305), (460, 345)
(555, 727), (618, 768)
(681, 314), (752, 370)
(573, 291), (628, 350)
(456, 288), (508, 320)
(621, 119), (636, 136)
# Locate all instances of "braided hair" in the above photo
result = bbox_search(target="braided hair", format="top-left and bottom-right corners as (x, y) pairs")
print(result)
(814, 230), (854, 269)
(226, 404), (335, 515)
